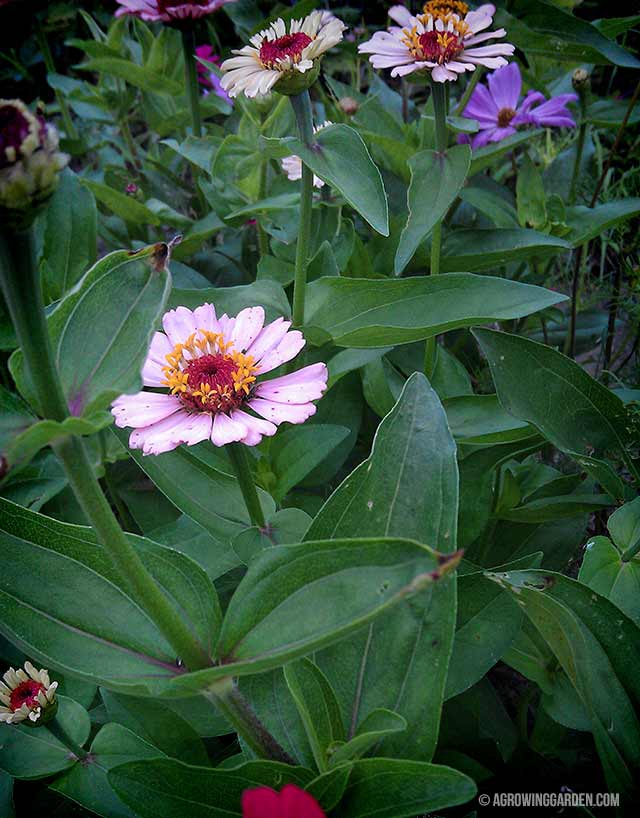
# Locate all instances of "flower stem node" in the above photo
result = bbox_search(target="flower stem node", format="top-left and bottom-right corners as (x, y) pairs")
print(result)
(0, 661), (59, 727)
(0, 99), (68, 225)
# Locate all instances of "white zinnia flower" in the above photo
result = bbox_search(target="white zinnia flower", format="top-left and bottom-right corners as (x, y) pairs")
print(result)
(220, 11), (346, 99)
(281, 120), (332, 188)
(0, 661), (58, 725)
(359, 4), (514, 83)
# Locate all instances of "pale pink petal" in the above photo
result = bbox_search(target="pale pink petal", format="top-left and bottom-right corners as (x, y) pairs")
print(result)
(388, 5), (414, 27)
(248, 398), (317, 425)
(217, 314), (236, 341)
(255, 331), (305, 374)
(192, 303), (219, 334)
(465, 10), (494, 34)
(246, 317), (292, 362)
(129, 411), (193, 456)
(231, 306), (265, 353)
(432, 64), (459, 82)
(111, 392), (182, 428)
(162, 306), (197, 347)
(465, 28), (507, 46)
(172, 412), (213, 446)
(463, 44), (515, 57)
(232, 409), (278, 444)
(254, 363), (327, 404)
(142, 331), (173, 387)
(210, 412), (248, 447)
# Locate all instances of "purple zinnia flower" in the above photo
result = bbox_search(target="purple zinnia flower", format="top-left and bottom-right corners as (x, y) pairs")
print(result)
(461, 62), (577, 148)
(196, 45), (233, 105)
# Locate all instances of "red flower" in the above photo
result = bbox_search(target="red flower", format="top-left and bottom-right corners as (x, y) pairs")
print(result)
(242, 784), (325, 818)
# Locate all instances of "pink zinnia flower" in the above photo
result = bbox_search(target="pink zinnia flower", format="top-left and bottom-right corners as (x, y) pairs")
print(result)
(242, 784), (325, 818)
(460, 62), (577, 148)
(358, 3), (514, 83)
(112, 304), (327, 454)
(195, 45), (233, 105)
(114, 0), (237, 23)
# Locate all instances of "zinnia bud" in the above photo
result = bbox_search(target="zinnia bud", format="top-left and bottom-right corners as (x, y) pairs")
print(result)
(0, 99), (68, 222)
(572, 68), (590, 96)
(338, 96), (359, 116)
(0, 661), (59, 726)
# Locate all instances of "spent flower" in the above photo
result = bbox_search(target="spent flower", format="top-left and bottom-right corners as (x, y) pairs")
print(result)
(220, 11), (346, 99)
(359, 2), (513, 83)
(0, 661), (58, 726)
(112, 303), (328, 453)
(242, 784), (325, 818)
(0, 99), (68, 217)
(115, 0), (237, 23)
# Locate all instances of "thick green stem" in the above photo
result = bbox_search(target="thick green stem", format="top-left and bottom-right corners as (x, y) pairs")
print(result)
(182, 28), (202, 138)
(290, 91), (315, 328)
(227, 443), (266, 529)
(47, 716), (89, 760)
(36, 22), (78, 141)
(206, 684), (295, 763)
(424, 81), (448, 379)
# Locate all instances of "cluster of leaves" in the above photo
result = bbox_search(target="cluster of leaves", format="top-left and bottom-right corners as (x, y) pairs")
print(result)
(1, 1), (640, 817)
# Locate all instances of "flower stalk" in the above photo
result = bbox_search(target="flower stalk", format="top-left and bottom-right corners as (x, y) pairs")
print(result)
(227, 443), (266, 529)
(424, 80), (448, 379)
(290, 90), (315, 328)
(182, 27), (203, 137)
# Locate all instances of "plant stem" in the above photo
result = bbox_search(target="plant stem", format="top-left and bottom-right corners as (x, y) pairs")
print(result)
(424, 81), (448, 379)
(36, 21), (78, 141)
(290, 90), (315, 328)
(206, 684), (295, 763)
(47, 716), (89, 760)
(257, 158), (269, 259)
(227, 443), (266, 529)
(182, 27), (202, 138)
(568, 122), (586, 206)
(454, 66), (483, 117)
(622, 534), (640, 563)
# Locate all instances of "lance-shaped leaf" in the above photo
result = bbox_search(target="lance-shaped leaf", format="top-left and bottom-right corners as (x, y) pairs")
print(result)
(10, 244), (172, 417)
(487, 570), (640, 794)
(261, 124), (389, 235)
(394, 145), (470, 274)
(304, 374), (459, 761)
(166, 535), (461, 696)
(109, 758), (313, 818)
(441, 229), (570, 272)
(328, 709), (407, 768)
(473, 328), (630, 457)
(0, 498), (219, 696)
(169, 280), (291, 323)
(304, 275), (566, 348)
(564, 200), (640, 247)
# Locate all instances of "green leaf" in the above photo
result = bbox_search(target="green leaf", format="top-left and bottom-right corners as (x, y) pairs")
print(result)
(504, 0), (640, 67)
(232, 508), (311, 566)
(0, 386), (36, 456)
(608, 496), (640, 551)
(0, 498), (219, 696)
(328, 710), (406, 768)
(169, 281), (290, 323)
(262, 125), (389, 235)
(444, 394), (536, 445)
(495, 494), (612, 523)
(305, 374), (459, 760)
(441, 229), (570, 272)
(11, 245), (171, 417)
(82, 181), (162, 226)
(579, 536), (640, 627)
(305, 766), (352, 812)
(112, 430), (275, 562)
(304, 274), (566, 347)
(516, 156), (547, 230)
(395, 145), (470, 273)
(51, 723), (163, 818)
(488, 569), (640, 792)
(336, 758), (476, 817)
(40, 169), (97, 301)
(78, 58), (183, 95)
(0, 696), (89, 779)
(161, 136), (220, 174)
(101, 689), (210, 766)
(587, 99), (640, 129)
(109, 758), (312, 817)
(469, 130), (543, 175)
(284, 658), (345, 772)
(6, 412), (113, 468)
(473, 328), (630, 457)
(564, 200), (640, 247)
(566, 451), (628, 503)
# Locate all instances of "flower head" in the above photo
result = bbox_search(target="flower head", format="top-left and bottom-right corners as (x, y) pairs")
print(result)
(112, 303), (328, 453)
(0, 661), (58, 726)
(0, 99), (68, 217)
(460, 62), (576, 148)
(220, 11), (346, 99)
(115, 0), (237, 23)
(196, 45), (233, 105)
(359, 3), (513, 83)
(281, 120), (331, 188)
(242, 784), (325, 818)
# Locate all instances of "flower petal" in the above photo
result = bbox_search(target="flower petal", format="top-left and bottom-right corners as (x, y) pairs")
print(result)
(193, 302), (219, 334)
(248, 397), (317, 425)
(231, 306), (265, 353)
(281, 784), (326, 818)
(112, 392), (182, 429)
(142, 331), (173, 387)
(254, 362), (327, 403)
(162, 306), (197, 347)
(242, 788), (281, 818)
(247, 317), (292, 362)
(210, 412), (248, 447)
(487, 62), (521, 110)
(129, 411), (197, 456)
(255, 330), (305, 374)
(232, 409), (278, 446)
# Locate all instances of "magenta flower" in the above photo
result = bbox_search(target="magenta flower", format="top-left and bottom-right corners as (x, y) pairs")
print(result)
(461, 62), (577, 148)
(112, 304), (327, 454)
(115, 0), (237, 23)
(195, 45), (233, 105)
(242, 784), (325, 818)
